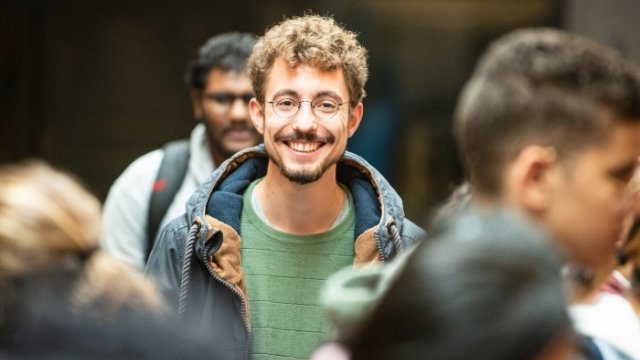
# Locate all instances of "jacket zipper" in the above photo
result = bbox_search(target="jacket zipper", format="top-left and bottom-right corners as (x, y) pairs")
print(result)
(203, 260), (250, 360)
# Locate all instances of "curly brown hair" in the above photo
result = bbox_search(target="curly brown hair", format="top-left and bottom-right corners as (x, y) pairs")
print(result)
(247, 14), (368, 108)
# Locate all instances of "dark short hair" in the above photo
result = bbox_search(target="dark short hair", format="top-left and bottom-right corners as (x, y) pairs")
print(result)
(185, 32), (256, 90)
(347, 209), (571, 360)
(454, 28), (640, 196)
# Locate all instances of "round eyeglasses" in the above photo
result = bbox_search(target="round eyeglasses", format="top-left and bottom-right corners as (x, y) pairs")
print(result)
(267, 95), (344, 120)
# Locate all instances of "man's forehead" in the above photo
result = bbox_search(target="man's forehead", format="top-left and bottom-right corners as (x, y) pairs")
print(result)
(576, 121), (640, 169)
(204, 69), (252, 89)
(264, 58), (348, 97)
(602, 120), (640, 150)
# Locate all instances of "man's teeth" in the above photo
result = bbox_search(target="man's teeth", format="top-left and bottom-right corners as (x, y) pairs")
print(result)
(289, 142), (320, 152)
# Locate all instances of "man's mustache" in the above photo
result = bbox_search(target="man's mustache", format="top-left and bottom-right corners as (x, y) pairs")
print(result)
(276, 130), (335, 144)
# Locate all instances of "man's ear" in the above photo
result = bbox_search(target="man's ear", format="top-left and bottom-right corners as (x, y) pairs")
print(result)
(504, 145), (559, 215)
(189, 89), (204, 120)
(347, 102), (364, 138)
(249, 98), (265, 134)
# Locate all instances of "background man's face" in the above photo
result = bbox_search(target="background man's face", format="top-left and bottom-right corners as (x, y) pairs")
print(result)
(544, 120), (640, 268)
(192, 69), (261, 164)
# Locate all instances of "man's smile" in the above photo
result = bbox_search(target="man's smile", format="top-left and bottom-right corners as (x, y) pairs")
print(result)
(285, 141), (323, 153)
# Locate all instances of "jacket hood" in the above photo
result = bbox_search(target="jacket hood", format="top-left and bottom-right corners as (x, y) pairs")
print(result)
(183, 144), (411, 261)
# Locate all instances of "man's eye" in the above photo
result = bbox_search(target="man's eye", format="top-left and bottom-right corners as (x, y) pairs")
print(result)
(318, 101), (337, 110)
(209, 93), (233, 104)
(241, 93), (255, 103)
(276, 99), (297, 108)
(610, 166), (636, 183)
(313, 97), (339, 113)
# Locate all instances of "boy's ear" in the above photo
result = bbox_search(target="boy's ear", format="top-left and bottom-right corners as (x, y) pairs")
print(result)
(189, 90), (204, 120)
(504, 145), (559, 215)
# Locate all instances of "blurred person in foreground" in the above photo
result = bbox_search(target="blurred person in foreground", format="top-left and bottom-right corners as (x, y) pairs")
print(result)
(452, 27), (640, 270)
(312, 209), (577, 360)
(102, 32), (261, 271)
(567, 166), (640, 359)
(145, 14), (424, 360)
(0, 160), (185, 357)
(0, 160), (232, 359)
(449, 27), (640, 359)
(0, 161), (163, 319)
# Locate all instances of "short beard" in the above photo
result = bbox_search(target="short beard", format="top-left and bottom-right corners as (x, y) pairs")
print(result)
(280, 167), (324, 185)
(276, 152), (342, 185)
(271, 129), (340, 185)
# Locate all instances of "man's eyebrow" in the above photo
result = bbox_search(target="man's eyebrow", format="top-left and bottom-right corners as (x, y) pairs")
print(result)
(270, 90), (345, 103)
(316, 91), (344, 103)
(271, 89), (298, 99)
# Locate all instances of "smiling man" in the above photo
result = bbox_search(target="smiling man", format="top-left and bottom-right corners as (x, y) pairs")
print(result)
(145, 15), (424, 360)
(102, 32), (262, 270)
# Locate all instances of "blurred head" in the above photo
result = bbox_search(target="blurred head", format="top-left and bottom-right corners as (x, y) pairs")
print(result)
(345, 209), (576, 360)
(0, 161), (162, 315)
(454, 28), (640, 268)
(0, 160), (101, 277)
(186, 32), (261, 165)
(247, 15), (367, 184)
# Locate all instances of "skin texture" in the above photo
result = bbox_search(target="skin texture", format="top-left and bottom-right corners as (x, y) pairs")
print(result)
(248, 58), (363, 234)
(541, 120), (640, 268)
(190, 69), (262, 166)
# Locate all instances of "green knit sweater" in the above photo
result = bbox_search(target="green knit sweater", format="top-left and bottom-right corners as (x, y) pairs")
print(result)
(241, 179), (355, 360)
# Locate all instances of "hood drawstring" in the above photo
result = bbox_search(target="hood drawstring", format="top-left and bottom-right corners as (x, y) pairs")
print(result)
(177, 218), (203, 322)
(387, 218), (403, 256)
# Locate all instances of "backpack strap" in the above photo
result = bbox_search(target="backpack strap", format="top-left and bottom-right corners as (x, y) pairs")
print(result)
(146, 139), (190, 261)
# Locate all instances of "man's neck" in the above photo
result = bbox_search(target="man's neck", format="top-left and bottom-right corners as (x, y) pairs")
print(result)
(255, 162), (345, 235)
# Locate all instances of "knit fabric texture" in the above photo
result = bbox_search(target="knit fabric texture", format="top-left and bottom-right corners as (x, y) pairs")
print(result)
(241, 178), (355, 360)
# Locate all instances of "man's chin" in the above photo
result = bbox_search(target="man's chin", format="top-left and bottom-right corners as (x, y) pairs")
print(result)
(284, 174), (322, 185)
(280, 168), (323, 185)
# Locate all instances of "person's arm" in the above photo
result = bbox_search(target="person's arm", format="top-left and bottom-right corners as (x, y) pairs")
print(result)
(145, 217), (188, 311)
(101, 150), (163, 270)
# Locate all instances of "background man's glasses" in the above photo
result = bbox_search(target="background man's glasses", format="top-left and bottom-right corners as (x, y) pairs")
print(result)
(205, 92), (254, 114)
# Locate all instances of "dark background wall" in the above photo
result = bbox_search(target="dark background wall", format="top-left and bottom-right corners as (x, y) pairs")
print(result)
(2, 0), (637, 223)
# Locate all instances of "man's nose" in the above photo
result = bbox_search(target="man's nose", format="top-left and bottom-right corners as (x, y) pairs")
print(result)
(291, 101), (317, 132)
(230, 98), (250, 120)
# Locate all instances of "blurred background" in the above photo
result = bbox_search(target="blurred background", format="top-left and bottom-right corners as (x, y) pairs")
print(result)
(2, 0), (639, 223)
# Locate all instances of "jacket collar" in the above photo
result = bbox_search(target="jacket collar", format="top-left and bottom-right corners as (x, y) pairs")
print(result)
(185, 144), (408, 261)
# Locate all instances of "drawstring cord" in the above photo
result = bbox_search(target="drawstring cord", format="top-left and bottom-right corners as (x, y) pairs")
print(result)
(387, 219), (403, 255)
(177, 218), (202, 322)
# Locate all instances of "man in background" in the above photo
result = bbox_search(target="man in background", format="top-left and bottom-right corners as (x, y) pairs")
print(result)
(102, 32), (261, 270)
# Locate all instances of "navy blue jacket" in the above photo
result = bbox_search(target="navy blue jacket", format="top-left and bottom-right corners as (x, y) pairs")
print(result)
(145, 145), (425, 360)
